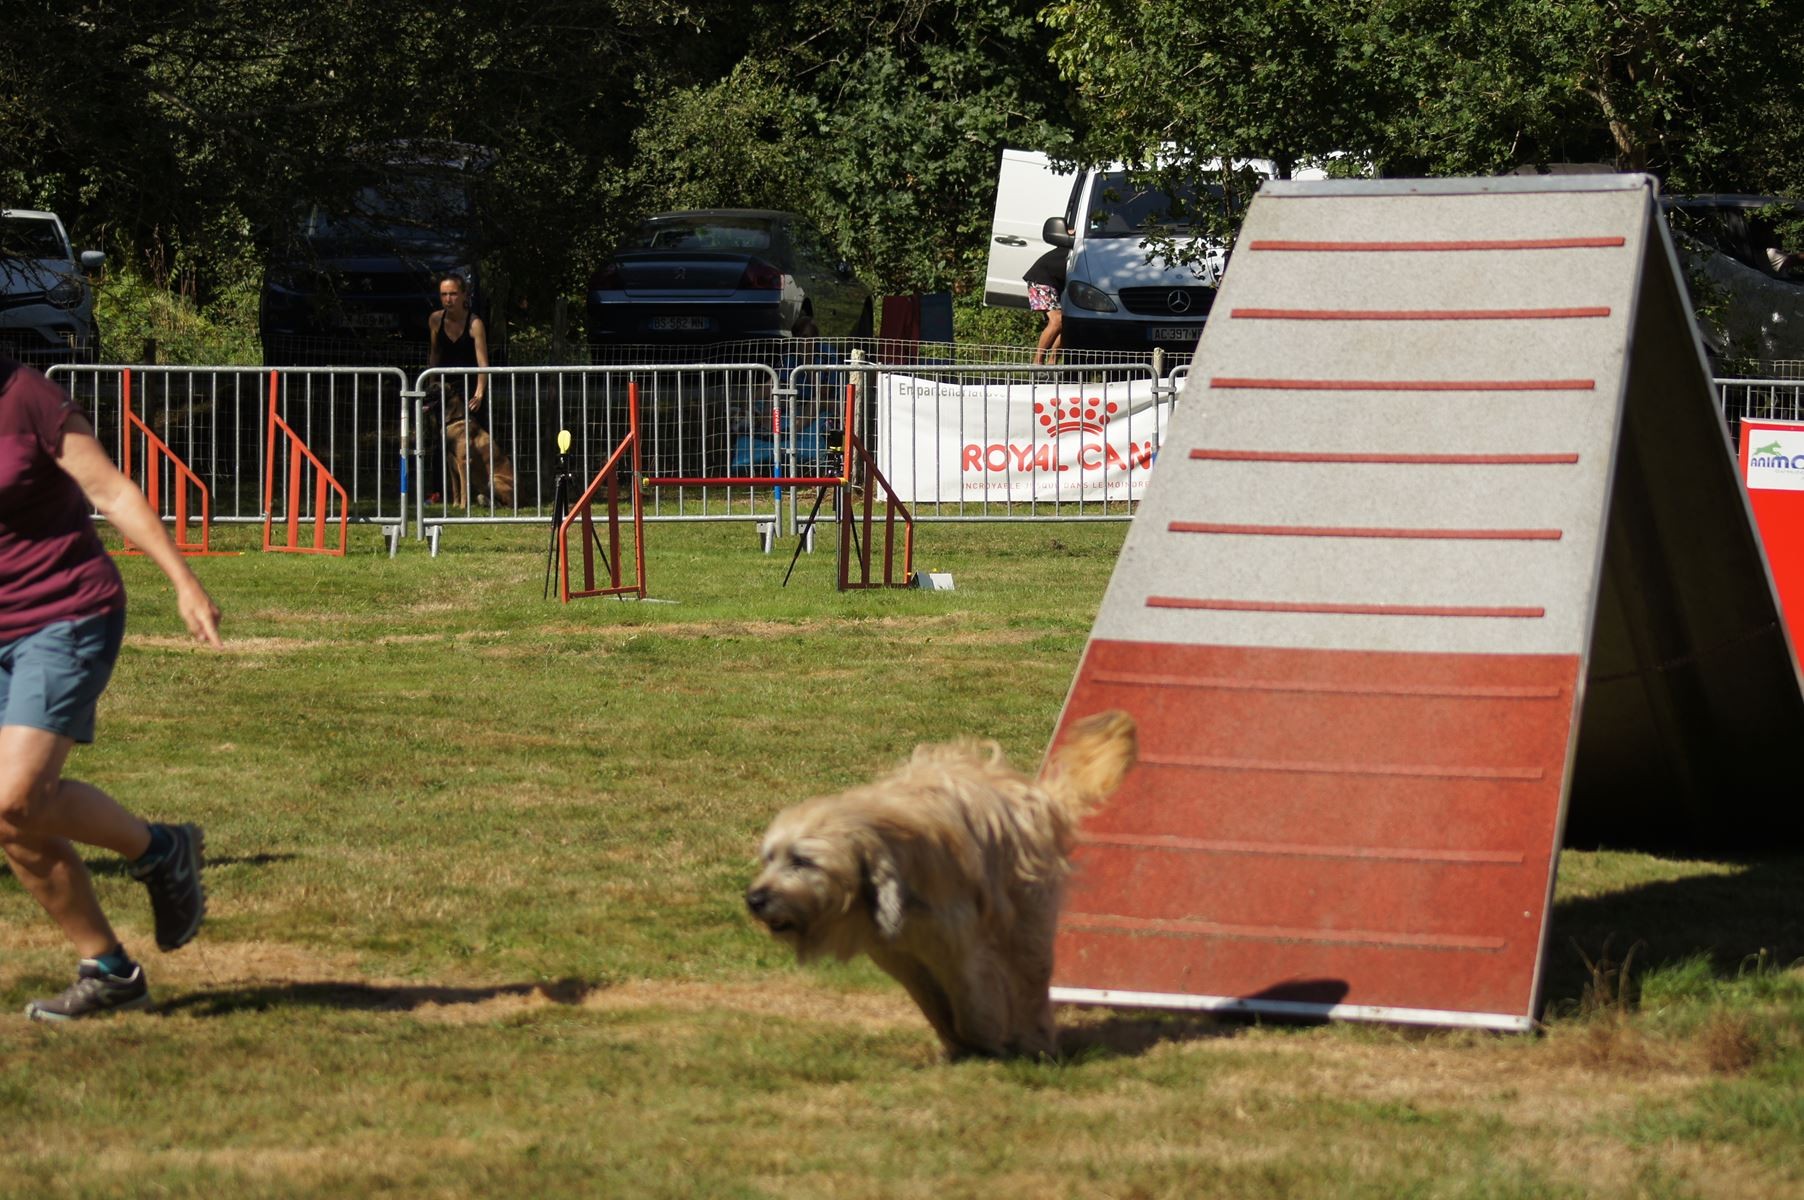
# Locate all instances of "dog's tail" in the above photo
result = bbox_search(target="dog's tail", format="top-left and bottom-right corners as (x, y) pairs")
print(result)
(1043, 709), (1137, 827)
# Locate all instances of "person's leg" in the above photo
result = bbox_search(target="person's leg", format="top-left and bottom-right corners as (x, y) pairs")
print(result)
(1033, 312), (1057, 364)
(1044, 309), (1063, 363)
(3, 609), (204, 959)
(0, 725), (144, 958)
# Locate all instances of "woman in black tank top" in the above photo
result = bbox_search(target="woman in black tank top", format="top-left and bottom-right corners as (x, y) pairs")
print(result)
(428, 273), (490, 428)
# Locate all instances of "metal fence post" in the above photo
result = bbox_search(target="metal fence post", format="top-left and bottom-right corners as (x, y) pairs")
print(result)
(848, 349), (866, 453)
(774, 373), (798, 537)
(402, 379), (425, 540)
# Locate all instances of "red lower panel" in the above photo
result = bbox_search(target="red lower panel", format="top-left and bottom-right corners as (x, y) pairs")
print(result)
(1048, 640), (1581, 1021)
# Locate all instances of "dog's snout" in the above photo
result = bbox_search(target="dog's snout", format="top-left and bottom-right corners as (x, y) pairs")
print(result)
(745, 886), (771, 915)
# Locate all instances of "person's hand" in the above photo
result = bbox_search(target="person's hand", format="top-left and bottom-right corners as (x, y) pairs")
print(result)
(176, 579), (224, 648)
(469, 393), (484, 412)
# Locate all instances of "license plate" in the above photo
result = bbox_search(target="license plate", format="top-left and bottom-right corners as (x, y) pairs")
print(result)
(1149, 325), (1198, 341)
(651, 316), (710, 332)
(345, 312), (397, 330)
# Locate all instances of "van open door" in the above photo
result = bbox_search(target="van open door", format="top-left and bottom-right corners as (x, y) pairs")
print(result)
(984, 149), (1078, 308)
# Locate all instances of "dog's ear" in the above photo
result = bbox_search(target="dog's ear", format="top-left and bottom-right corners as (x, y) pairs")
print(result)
(861, 842), (906, 940)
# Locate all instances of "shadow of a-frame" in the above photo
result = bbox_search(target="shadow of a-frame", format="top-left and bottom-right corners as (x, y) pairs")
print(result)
(1540, 855), (1804, 1010)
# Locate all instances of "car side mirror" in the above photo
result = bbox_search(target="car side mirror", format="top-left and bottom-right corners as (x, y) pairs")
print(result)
(1042, 218), (1074, 249)
(79, 250), (106, 273)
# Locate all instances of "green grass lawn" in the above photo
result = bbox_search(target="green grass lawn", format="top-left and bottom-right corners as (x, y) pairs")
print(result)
(2, 521), (1799, 1199)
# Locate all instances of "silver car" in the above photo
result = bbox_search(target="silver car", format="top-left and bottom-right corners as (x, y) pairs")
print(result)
(1, 209), (103, 365)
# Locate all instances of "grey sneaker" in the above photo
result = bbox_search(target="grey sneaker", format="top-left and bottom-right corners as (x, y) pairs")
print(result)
(25, 960), (152, 1022)
(127, 823), (207, 952)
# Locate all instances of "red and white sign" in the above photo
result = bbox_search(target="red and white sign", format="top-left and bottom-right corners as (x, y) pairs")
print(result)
(875, 375), (1172, 504)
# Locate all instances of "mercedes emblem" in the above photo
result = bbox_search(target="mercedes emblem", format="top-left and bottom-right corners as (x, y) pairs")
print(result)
(1166, 290), (1193, 314)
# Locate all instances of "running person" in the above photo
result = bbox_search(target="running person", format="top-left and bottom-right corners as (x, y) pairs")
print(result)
(0, 354), (221, 1021)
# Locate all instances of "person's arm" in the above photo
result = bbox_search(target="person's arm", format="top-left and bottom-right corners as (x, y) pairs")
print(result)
(54, 416), (223, 647)
(426, 310), (443, 368)
(470, 315), (490, 412)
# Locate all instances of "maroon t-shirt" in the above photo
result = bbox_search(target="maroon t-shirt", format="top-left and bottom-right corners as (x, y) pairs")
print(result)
(0, 358), (126, 641)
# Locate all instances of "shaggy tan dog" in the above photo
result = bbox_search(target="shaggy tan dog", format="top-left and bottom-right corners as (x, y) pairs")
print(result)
(745, 710), (1136, 1059)
(444, 418), (515, 508)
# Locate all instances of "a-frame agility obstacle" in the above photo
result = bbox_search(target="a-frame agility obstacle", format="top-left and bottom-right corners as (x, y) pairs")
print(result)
(1046, 175), (1804, 1031)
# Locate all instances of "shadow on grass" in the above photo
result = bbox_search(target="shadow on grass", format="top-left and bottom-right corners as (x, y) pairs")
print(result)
(1058, 979), (1349, 1058)
(159, 977), (596, 1018)
(1543, 854), (1804, 1008)
(85, 852), (299, 877)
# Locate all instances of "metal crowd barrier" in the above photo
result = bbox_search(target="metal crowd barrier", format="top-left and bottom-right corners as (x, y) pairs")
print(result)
(412, 363), (786, 538)
(46, 358), (1796, 550)
(1716, 377), (1804, 448)
(47, 365), (409, 535)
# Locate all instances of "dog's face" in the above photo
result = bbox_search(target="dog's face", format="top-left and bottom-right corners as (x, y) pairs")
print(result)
(745, 798), (893, 962)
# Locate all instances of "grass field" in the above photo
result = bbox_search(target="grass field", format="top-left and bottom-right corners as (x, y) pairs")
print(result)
(2, 520), (1800, 1200)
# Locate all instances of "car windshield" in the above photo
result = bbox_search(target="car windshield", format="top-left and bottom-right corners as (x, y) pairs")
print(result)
(0, 216), (69, 259)
(302, 180), (476, 247)
(1085, 172), (1227, 237)
(626, 219), (774, 253)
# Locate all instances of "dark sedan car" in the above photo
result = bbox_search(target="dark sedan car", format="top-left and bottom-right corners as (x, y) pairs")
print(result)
(585, 210), (871, 347)
(259, 179), (492, 366)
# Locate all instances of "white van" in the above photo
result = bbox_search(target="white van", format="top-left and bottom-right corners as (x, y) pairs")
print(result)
(985, 149), (1315, 353)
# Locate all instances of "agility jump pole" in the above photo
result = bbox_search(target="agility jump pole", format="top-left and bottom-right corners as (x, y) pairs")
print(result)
(833, 379), (915, 590)
(262, 370), (350, 555)
(113, 368), (231, 557)
(558, 379), (647, 602)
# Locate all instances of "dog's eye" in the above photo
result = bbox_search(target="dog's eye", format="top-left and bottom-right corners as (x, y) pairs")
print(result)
(789, 853), (816, 870)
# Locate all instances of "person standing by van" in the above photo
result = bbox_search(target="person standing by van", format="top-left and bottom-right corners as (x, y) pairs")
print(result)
(1025, 247), (1067, 365)
(1, 354), (220, 1020)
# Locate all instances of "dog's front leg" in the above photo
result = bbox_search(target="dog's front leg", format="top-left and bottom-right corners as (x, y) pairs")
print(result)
(1000, 905), (1061, 1058)
(869, 946), (963, 1057)
(941, 953), (1014, 1059)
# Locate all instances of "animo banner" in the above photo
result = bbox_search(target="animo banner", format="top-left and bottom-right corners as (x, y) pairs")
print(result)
(1739, 418), (1804, 663)
(874, 374), (1172, 504)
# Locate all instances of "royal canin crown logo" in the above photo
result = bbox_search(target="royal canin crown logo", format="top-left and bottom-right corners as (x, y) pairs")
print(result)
(1034, 398), (1120, 437)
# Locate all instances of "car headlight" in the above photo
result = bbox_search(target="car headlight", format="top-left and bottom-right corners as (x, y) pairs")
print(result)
(1064, 280), (1118, 313)
(48, 275), (84, 310)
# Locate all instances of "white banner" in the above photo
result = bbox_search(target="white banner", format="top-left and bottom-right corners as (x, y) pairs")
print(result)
(875, 375), (1172, 504)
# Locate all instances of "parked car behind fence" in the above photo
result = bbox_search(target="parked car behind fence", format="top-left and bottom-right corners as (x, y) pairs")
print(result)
(1664, 194), (1804, 370)
(585, 210), (872, 355)
(259, 146), (503, 368)
(1, 208), (103, 366)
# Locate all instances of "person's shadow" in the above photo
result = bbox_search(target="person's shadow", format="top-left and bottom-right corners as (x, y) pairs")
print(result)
(159, 977), (594, 1018)
(82, 851), (296, 878)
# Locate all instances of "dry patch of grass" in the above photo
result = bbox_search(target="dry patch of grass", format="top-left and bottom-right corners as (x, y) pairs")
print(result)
(130, 634), (316, 654)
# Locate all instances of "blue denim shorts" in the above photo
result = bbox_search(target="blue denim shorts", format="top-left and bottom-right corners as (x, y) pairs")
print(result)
(0, 609), (126, 744)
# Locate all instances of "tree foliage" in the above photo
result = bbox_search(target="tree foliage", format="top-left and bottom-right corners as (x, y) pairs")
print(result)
(1042, 0), (1804, 190)
(5, 0), (1804, 335)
